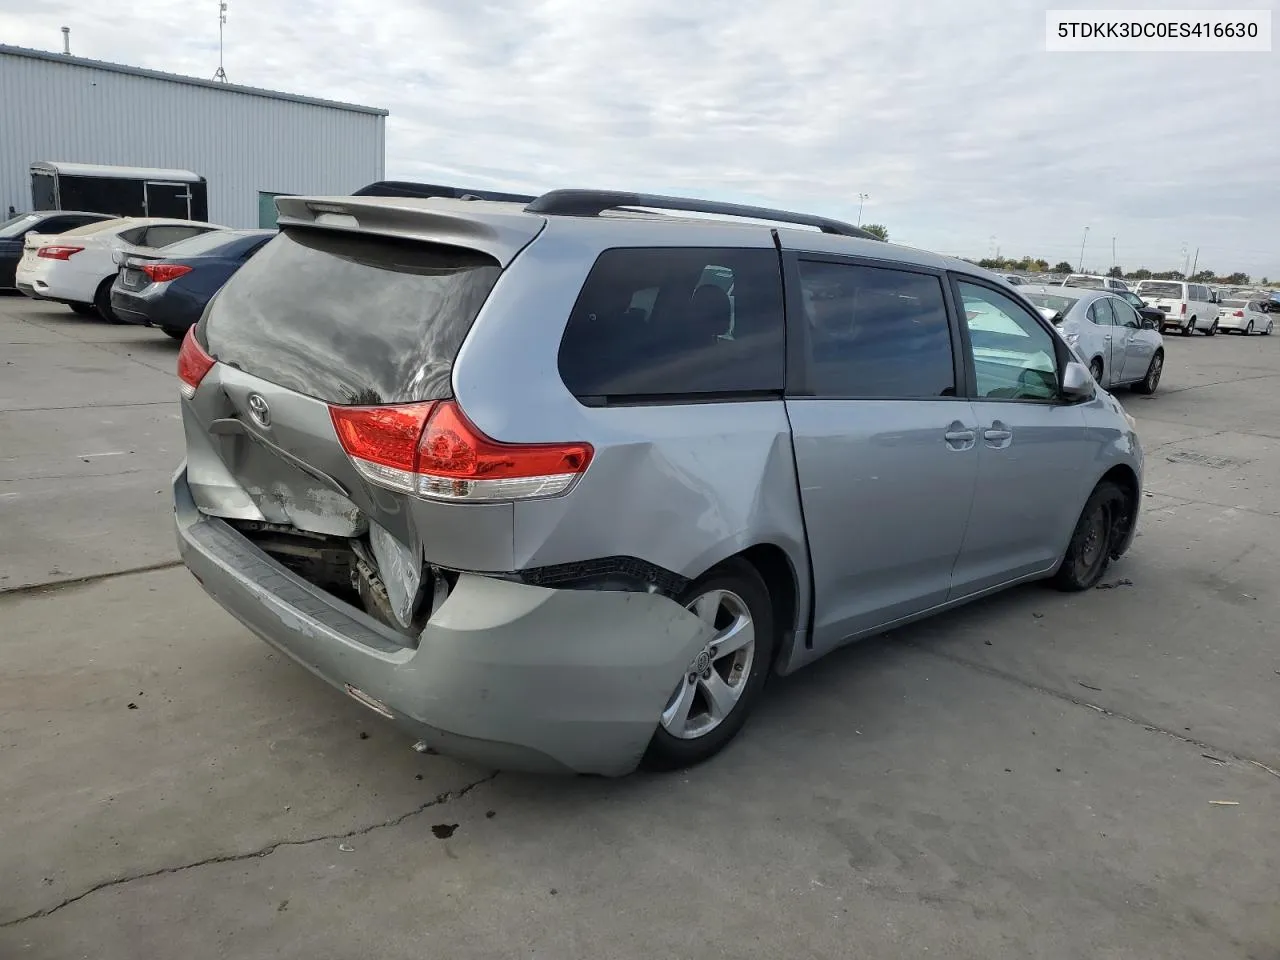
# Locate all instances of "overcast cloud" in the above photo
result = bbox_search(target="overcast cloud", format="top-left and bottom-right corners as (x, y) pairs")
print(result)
(2, 0), (1276, 277)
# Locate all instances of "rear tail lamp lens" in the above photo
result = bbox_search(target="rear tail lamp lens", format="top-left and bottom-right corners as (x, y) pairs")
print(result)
(177, 327), (216, 399)
(329, 400), (592, 502)
(142, 263), (193, 283)
(37, 245), (84, 260)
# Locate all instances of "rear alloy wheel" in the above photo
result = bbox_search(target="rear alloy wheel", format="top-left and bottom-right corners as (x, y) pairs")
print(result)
(69, 302), (96, 317)
(643, 558), (775, 771)
(1132, 350), (1163, 395)
(1088, 358), (1104, 384)
(93, 277), (125, 324)
(1265, 321), (1274, 336)
(1246, 321), (1254, 335)
(1052, 481), (1129, 591)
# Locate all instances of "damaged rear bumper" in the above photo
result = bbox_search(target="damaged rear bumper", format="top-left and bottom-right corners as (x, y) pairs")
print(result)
(173, 466), (708, 775)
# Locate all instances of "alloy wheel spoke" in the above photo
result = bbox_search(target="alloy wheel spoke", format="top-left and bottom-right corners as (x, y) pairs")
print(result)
(692, 590), (722, 626)
(713, 614), (754, 657)
(662, 678), (697, 734)
(699, 671), (740, 720)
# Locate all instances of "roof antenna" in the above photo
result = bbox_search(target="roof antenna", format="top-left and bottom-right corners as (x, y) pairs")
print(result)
(61, 26), (71, 56)
(212, 2), (229, 82)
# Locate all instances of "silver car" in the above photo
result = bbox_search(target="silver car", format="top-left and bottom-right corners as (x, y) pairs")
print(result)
(173, 188), (1145, 775)
(1022, 287), (1165, 394)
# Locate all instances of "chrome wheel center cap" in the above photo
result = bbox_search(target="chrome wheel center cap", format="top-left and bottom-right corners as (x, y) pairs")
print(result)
(691, 649), (712, 674)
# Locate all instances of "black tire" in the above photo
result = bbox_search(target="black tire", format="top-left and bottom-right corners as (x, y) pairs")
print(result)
(69, 302), (96, 317)
(1052, 481), (1129, 592)
(1204, 321), (1217, 337)
(93, 277), (125, 324)
(642, 558), (776, 771)
(1088, 358), (1104, 383)
(160, 327), (186, 340)
(1182, 318), (1195, 336)
(1245, 321), (1254, 336)
(1265, 321), (1273, 336)
(1132, 350), (1163, 395)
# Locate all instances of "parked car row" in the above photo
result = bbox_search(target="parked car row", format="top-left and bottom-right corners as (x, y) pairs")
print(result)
(3, 209), (278, 338)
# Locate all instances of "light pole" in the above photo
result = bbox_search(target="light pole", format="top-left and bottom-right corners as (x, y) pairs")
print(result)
(857, 193), (868, 226)
(1078, 226), (1089, 273)
(1112, 236), (1116, 272)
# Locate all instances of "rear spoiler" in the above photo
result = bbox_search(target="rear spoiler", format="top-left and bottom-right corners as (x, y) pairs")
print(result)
(352, 180), (537, 204)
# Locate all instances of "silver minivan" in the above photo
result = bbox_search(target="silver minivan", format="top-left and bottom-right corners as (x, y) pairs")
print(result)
(173, 189), (1144, 775)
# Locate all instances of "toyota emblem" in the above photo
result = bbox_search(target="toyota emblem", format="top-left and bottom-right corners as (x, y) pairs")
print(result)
(246, 393), (271, 428)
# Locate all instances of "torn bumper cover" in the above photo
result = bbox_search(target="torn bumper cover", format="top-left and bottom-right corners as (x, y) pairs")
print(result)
(173, 466), (708, 775)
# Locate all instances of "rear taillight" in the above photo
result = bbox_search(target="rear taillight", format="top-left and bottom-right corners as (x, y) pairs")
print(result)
(177, 327), (215, 399)
(37, 245), (84, 260)
(329, 400), (593, 502)
(1233, 310), (1244, 317)
(1180, 303), (1187, 315)
(142, 263), (193, 283)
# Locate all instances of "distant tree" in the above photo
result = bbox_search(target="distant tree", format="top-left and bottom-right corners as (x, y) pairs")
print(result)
(1052, 261), (1074, 274)
(1261, 276), (1270, 285)
(1129, 267), (1152, 280)
(1152, 270), (1184, 280)
(1191, 269), (1215, 283)
(861, 223), (889, 241)
(1033, 258), (1050, 272)
(1223, 272), (1251, 285)
(977, 258), (1001, 269)
(1106, 266), (1123, 278)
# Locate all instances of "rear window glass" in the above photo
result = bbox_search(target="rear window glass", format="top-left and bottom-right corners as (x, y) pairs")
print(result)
(1025, 293), (1076, 313)
(1222, 299), (1247, 308)
(203, 228), (501, 405)
(63, 218), (130, 237)
(1138, 281), (1183, 298)
(161, 230), (270, 258)
(557, 247), (785, 402)
(1063, 276), (1105, 290)
(798, 260), (955, 399)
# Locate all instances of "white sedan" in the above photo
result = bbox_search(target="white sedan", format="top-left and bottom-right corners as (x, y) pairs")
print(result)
(1216, 298), (1274, 336)
(15, 217), (225, 321)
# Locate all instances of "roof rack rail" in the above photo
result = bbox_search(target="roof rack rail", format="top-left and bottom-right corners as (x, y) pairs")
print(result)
(523, 189), (881, 240)
(352, 180), (537, 204)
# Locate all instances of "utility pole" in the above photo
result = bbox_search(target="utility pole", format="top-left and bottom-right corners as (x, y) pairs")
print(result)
(856, 193), (868, 227)
(1112, 236), (1116, 271)
(1078, 226), (1089, 273)
(1189, 247), (1200, 280)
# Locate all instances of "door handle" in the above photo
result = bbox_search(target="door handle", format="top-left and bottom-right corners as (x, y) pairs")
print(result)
(984, 421), (1013, 447)
(944, 421), (975, 451)
(1103, 334), (1112, 341)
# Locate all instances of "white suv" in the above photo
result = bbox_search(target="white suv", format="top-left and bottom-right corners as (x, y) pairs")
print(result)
(1134, 280), (1220, 336)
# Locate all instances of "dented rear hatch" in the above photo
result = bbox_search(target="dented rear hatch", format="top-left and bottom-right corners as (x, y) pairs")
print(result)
(181, 199), (545, 593)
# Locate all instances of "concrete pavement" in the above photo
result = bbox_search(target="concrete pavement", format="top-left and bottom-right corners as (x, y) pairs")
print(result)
(1, 296), (1277, 958)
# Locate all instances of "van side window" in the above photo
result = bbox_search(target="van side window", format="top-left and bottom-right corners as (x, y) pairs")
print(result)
(557, 247), (784, 402)
(957, 281), (1059, 401)
(796, 260), (955, 399)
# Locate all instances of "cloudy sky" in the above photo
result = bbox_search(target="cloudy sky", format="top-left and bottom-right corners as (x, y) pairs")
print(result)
(2, 0), (1277, 277)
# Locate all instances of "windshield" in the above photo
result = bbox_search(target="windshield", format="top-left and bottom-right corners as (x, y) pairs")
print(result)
(1063, 276), (1105, 290)
(0, 214), (40, 238)
(1024, 293), (1077, 313)
(1138, 281), (1184, 298)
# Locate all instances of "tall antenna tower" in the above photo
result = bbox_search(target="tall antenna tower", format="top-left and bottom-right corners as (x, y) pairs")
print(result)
(212, 2), (229, 82)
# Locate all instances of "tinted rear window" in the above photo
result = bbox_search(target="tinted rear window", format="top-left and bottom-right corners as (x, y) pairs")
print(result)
(557, 247), (785, 403)
(159, 230), (263, 258)
(1064, 276), (1105, 290)
(203, 228), (501, 405)
(1138, 281), (1183, 298)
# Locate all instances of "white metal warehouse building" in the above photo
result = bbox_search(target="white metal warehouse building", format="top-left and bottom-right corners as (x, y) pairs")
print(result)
(0, 44), (386, 228)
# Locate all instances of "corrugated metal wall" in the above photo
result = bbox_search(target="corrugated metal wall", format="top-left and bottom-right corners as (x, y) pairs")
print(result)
(0, 50), (386, 228)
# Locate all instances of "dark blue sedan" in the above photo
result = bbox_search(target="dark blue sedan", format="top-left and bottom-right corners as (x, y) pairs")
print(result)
(110, 228), (275, 338)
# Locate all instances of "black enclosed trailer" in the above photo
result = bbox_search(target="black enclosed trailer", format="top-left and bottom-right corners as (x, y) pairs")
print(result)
(30, 162), (208, 220)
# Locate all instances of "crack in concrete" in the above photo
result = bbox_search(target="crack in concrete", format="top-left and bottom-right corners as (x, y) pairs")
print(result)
(0, 560), (184, 599)
(1159, 371), (1280, 395)
(909, 642), (1280, 781)
(0, 772), (499, 929)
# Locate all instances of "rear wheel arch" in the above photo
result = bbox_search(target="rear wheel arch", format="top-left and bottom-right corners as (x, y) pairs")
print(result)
(693, 542), (801, 673)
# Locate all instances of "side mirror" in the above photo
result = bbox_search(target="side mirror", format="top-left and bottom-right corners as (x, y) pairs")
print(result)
(1061, 360), (1095, 400)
